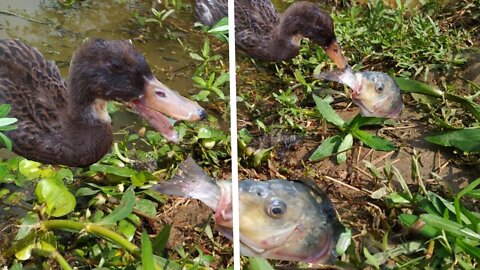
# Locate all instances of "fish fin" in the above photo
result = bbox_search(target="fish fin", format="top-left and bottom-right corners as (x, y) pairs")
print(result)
(151, 156), (220, 209)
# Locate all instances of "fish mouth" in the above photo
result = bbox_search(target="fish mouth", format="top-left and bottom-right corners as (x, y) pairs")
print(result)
(239, 224), (299, 256)
(129, 76), (206, 143)
(304, 232), (334, 263)
(352, 91), (403, 118)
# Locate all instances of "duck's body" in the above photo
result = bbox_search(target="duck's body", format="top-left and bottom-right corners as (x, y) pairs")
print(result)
(0, 39), (205, 167)
(196, 0), (347, 67)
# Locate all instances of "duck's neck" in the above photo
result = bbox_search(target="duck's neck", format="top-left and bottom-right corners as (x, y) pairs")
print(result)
(64, 83), (114, 167)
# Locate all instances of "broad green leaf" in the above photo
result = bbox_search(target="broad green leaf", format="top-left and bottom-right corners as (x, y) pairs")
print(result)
(141, 231), (155, 270)
(135, 198), (157, 217)
(347, 113), (387, 129)
(247, 257), (275, 270)
(336, 229), (352, 255)
(75, 187), (99, 197)
(395, 77), (443, 97)
(0, 117), (17, 126)
(337, 133), (353, 163)
(426, 129), (480, 152)
(152, 225), (171, 255)
(119, 219), (136, 241)
(309, 135), (343, 161)
(313, 95), (345, 127)
(15, 212), (39, 241)
(35, 178), (76, 217)
(89, 164), (136, 178)
(352, 129), (397, 151)
(98, 187), (135, 225)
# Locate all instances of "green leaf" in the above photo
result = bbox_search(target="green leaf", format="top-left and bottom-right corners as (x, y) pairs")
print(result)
(119, 219), (136, 241)
(395, 77), (443, 97)
(75, 187), (99, 197)
(0, 104), (12, 117)
(35, 178), (76, 217)
(98, 187), (136, 225)
(420, 214), (480, 241)
(15, 212), (39, 242)
(135, 199), (157, 217)
(89, 164), (136, 178)
(309, 135), (343, 161)
(337, 133), (353, 163)
(152, 225), (171, 255)
(363, 247), (380, 270)
(336, 229), (352, 256)
(0, 132), (12, 150)
(313, 95), (345, 127)
(247, 257), (275, 270)
(456, 238), (480, 258)
(352, 129), (397, 151)
(455, 178), (480, 225)
(348, 114), (390, 130)
(426, 129), (480, 152)
(398, 214), (439, 238)
(0, 117), (17, 126)
(141, 231), (155, 270)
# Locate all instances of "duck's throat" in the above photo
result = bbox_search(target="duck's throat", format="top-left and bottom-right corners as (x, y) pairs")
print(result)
(91, 99), (111, 123)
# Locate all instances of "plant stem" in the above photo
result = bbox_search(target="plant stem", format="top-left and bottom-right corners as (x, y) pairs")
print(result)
(42, 220), (140, 256)
(33, 248), (72, 270)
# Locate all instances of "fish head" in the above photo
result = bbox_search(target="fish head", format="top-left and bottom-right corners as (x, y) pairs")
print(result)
(352, 71), (404, 118)
(231, 179), (343, 264)
(315, 67), (404, 118)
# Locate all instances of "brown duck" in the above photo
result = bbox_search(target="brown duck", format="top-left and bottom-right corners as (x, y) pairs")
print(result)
(196, 0), (347, 68)
(0, 39), (206, 167)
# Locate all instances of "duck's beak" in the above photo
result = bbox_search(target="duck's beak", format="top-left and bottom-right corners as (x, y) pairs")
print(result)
(143, 76), (206, 121)
(130, 76), (206, 143)
(324, 40), (348, 70)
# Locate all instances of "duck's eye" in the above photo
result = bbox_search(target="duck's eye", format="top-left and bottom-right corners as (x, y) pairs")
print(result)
(111, 63), (124, 73)
(375, 82), (384, 93)
(266, 200), (287, 218)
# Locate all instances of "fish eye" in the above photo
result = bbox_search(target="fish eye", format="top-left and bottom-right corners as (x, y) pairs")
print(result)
(375, 82), (384, 93)
(266, 200), (287, 218)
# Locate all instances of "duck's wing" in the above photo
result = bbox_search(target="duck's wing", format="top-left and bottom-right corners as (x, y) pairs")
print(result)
(0, 39), (67, 156)
(234, 0), (280, 58)
(195, 0), (228, 26)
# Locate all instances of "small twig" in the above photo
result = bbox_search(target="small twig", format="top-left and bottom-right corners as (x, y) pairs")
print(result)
(323, 175), (370, 194)
(0, 11), (49, 25)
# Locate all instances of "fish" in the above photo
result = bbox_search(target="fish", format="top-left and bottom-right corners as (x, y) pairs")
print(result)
(315, 66), (404, 118)
(151, 157), (345, 264)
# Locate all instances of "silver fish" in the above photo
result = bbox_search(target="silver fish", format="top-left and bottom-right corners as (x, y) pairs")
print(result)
(152, 157), (344, 264)
(315, 66), (404, 118)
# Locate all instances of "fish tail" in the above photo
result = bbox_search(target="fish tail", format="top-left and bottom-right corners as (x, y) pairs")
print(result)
(151, 156), (220, 209)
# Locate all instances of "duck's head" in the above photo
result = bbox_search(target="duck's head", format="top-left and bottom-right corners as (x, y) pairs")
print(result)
(283, 2), (348, 69)
(68, 39), (206, 142)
